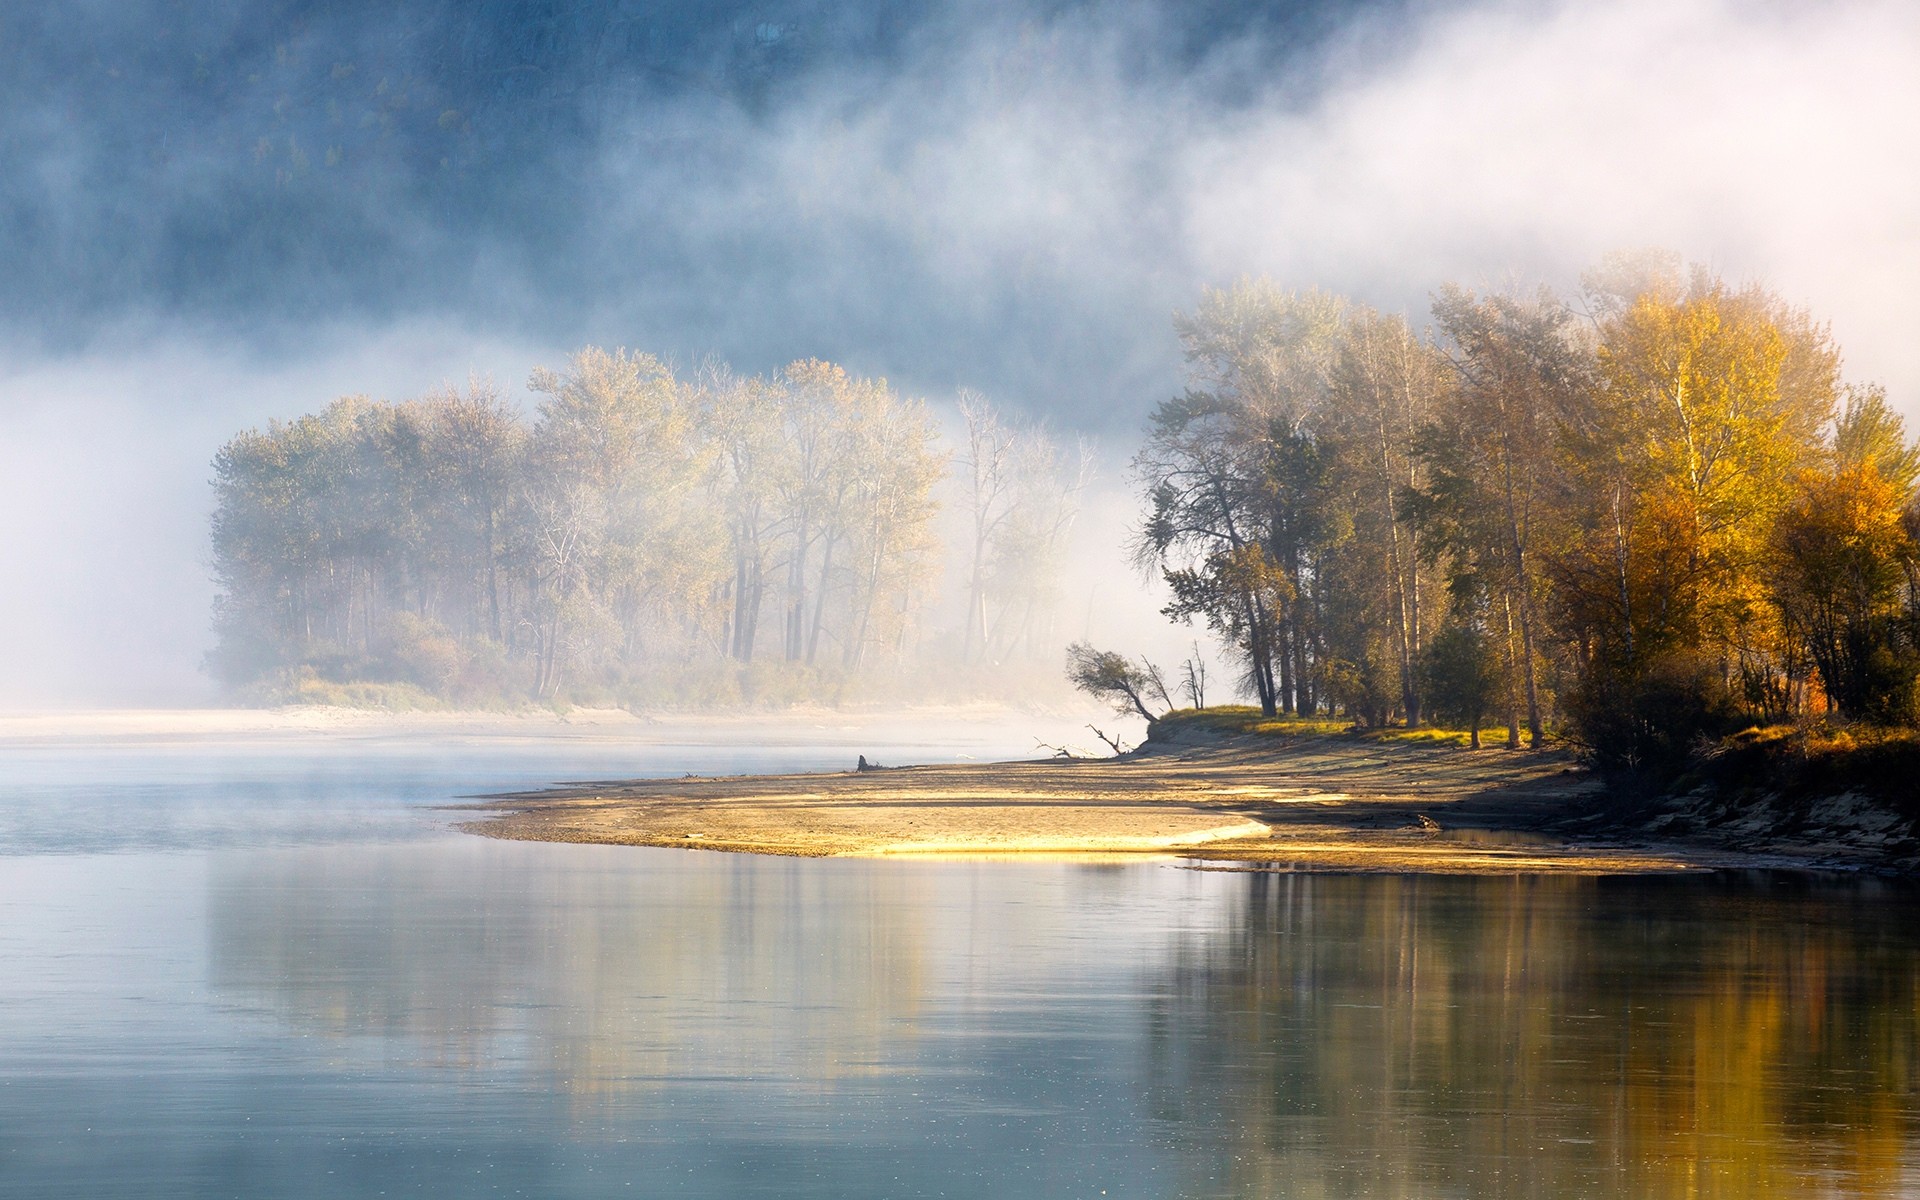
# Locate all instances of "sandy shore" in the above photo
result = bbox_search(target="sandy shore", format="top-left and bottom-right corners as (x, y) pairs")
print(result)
(463, 734), (1731, 874)
(16, 707), (1899, 873)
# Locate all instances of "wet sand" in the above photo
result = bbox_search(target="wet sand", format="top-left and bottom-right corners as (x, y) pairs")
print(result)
(463, 734), (1722, 874)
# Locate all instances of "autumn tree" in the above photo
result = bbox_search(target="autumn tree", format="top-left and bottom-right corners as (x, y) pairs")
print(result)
(1768, 391), (1920, 723)
(1113, 260), (1917, 767)
(957, 392), (1018, 664)
(209, 348), (953, 706)
(413, 379), (523, 644)
(701, 365), (785, 663)
(1557, 263), (1841, 738)
(519, 347), (719, 696)
(1135, 283), (1345, 716)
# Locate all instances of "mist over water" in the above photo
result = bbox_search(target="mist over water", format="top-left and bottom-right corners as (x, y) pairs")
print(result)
(1, 0), (1916, 704)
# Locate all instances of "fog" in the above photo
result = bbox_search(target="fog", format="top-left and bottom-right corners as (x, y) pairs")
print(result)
(0, 0), (1914, 706)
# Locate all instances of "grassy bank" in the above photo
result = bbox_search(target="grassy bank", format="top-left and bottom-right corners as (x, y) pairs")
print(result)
(1146, 706), (1511, 750)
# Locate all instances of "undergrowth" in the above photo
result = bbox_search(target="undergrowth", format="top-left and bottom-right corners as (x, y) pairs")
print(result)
(1148, 706), (1513, 749)
(1681, 722), (1920, 819)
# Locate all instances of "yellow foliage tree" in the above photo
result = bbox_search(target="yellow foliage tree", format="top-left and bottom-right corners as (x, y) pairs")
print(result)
(1566, 272), (1840, 711)
(1771, 464), (1919, 721)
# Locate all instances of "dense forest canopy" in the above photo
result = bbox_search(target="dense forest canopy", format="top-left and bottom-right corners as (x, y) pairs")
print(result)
(208, 352), (1086, 706)
(1130, 253), (1920, 770)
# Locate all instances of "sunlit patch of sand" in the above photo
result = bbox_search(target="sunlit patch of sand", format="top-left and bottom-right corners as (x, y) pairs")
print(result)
(868, 816), (1272, 855)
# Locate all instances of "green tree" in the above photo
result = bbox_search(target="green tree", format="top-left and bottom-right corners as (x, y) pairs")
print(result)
(1421, 617), (1501, 749)
(1420, 285), (1584, 749)
(1065, 642), (1172, 723)
(1136, 283), (1345, 716)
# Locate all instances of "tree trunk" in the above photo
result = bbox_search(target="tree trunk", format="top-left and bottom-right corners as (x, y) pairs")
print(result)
(1514, 573), (1544, 749)
(1375, 385), (1419, 726)
(806, 535), (838, 664)
(962, 532), (988, 664)
(485, 506), (502, 643)
(730, 547), (751, 659)
(1273, 615), (1293, 715)
(1406, 540), (1423, 726)
(1611, 481), (1634, 665)
(845, 545), (884, 669)
(742, 575), (763, 664)
(786, 521), (810, 662)
(1499, 438), (1545, 749)
(1293, 606), (1315, 716)
(1502, 592), (1522, 750)
(1245, 592), (1278, 716)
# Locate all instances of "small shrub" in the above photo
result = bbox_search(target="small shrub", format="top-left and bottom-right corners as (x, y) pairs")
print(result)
(1567, 654), (1743, 784)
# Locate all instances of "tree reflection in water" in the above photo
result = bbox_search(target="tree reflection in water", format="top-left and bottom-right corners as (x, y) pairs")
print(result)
(207, 842), (1919, 1196)
(1146, 871), (1920, 1199)
(208, 841), (942, 1105)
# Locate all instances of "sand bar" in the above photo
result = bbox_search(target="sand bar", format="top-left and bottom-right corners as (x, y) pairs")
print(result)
(463, 735), (1716, 874)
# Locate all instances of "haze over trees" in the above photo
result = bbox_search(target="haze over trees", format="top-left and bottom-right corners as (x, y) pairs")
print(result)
(1131, 253), (1920, 771)
(208, 353), (1080, 706)
(957, 393), (1095, 666)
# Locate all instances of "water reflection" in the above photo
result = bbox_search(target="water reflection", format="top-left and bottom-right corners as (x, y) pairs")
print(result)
(208, 841), (941, 1102)
(1146, 872), (1920, 1198)
(204, 839), (1920, 1198)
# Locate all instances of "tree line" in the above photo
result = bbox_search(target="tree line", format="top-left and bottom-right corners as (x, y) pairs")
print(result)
(209, 349), (1086, 705)
(1132, 253), (1920, 769)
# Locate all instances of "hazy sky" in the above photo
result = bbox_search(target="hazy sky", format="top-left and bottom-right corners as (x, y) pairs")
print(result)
(2, 0), (1916, 704)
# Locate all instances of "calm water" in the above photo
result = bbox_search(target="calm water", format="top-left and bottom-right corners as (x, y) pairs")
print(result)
(3, 732), (1919, 1198)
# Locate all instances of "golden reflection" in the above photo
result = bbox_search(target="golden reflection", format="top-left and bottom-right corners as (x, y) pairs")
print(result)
(1147, 873), (1920, 1198)
(207, 841), (1920, 1191)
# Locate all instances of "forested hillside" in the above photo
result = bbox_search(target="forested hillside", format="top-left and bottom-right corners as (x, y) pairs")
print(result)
(1130, 252), (1920, 771)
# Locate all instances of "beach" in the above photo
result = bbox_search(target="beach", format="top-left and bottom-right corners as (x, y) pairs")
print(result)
(464, 729), (1726, 873)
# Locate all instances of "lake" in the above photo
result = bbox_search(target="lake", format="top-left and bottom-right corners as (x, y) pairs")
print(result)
(3, 721), (1918, 1198)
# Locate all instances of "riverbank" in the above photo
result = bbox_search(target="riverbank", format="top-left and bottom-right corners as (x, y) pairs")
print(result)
(1585, 722), (1920, 875)
(16, 706), (1910, 874)
(463, 710), (1920, 874)
(460, 724), (1713, 874)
